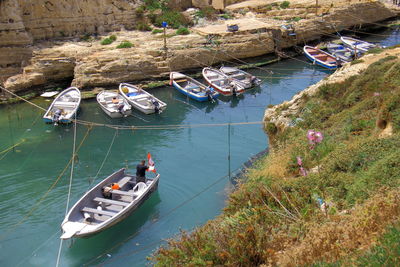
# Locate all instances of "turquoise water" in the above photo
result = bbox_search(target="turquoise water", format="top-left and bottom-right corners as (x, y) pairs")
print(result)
(0, 28), (398, 266)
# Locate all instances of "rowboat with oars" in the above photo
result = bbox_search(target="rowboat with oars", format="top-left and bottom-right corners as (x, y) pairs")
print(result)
(96, 90), (132, 118)
(43, 87), (81, 124)
(119, 83), (167, 114)
(303, 45), (340, 70)
(219, 66), (261, 89)
(170, 72), (219, 102)
(202, 67), (245, 96)
(60, 168), (160, 239)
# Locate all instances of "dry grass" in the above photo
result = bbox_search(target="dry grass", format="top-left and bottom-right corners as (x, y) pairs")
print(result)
(276, 189), (400, 266)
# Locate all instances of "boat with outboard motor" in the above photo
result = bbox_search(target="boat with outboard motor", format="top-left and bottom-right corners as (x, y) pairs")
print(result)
(340, 36), (381, 53)
(60, 168), (160, 239)
(96, 90), (132, 118)
(202, 67), (245, 96)
(219, 66), (261, 89)
(170, 72), (219, 102)
(43, 87), (81, 124)
(119, 83), (166, 114)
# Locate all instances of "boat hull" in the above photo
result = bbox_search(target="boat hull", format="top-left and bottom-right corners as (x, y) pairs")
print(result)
(43, 87), (81, 124)
(119, 83), (167, 114)
(61, 169), (161, 239)
(304, 46), (339, 70)
(97, 91), (132, 118)
(170, 72), (219, 102)
(73, 179), (159, 238)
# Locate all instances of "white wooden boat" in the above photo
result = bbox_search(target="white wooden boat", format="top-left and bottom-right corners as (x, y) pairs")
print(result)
(170, 72), (219, 102)
(202, 67), (245, 96)
(60, 168), (160, 239)
(119, 83), (167, 114)
(96, 91), (132, 118)
(43, 87), (81, 124)
(219, 66), (261, 89)
(340, 36), (379, 53)
(303, 46), (340, 70)
(326, 43), (355, 63)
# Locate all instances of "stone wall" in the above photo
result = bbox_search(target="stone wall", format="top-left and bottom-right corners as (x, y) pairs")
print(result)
(0, 0), (142, 83)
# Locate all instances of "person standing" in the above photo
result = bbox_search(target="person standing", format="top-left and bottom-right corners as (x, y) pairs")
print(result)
(136, 160), (148, 183)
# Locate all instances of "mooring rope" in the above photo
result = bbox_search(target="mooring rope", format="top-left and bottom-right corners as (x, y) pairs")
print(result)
(0, 86), (46, 111)
(55, 113), (78, 267)
(83, 167), (238, 266)
(0, 125), (92, 241)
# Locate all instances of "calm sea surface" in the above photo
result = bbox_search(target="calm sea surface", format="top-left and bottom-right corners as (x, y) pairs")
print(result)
(0, 28), (398, 266)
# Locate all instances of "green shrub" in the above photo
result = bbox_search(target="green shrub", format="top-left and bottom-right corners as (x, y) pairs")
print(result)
(220, 13), (233, 19)
(176, 27), (190, 35)
(136, 21), (152, 31)
(195, 7), (217, 19)
(265, 122), (278, 135)
(100, 37), (113, 45)
(116, 41), (133, 49)
(154, 10), (189, 29)
(280, 1), (290, 9)
(109, 35), (117, 41)
(152, 28), (164, 34)
(366, 47), (384, 54)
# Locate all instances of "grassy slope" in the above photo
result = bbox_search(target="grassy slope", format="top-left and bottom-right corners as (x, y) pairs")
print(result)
(152, 54), (400, 266)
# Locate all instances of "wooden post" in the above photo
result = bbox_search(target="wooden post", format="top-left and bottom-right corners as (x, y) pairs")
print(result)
(162, 21), (168, 60)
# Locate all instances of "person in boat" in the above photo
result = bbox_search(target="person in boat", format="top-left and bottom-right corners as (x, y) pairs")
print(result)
(136, 160), (149, 184)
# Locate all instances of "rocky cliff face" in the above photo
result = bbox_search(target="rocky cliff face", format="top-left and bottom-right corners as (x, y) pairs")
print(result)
(0, 0), (141, 84)
(1, 0), (397, 94)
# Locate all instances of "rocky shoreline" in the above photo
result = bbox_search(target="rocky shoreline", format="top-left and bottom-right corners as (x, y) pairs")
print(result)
(1, 0), (399, 98)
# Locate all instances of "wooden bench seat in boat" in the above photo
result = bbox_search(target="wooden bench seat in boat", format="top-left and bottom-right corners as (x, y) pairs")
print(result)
(54, 101), (77, 108)
(82, 207), (116, 217)
(93, 197), (130, 207)
(110, 189), (135, 197)
(209, 77), (227, 82)
(118, 176), (132, 188)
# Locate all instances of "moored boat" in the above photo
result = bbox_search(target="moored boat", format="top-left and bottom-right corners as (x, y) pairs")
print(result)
(202, 67), (245, 96)
(119, 83), (167, 114)
(60, 168), (160, 239)
(96, 90), (132, 118)
(43, 87), (81, 124)
(169, 72), (219, 102)
(219, 66), (261, 89)
(303, 45), (340, 70)
(326, 43), (356, 63)
(340, 36), (380, 53)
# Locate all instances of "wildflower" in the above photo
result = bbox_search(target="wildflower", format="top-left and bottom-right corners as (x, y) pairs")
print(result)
(373, 92), (381, 97)
(299, 167), (308, 176)
(296, 156), (303, 166)
(296, 156), (308, 176)
(307, 130), (323, 149)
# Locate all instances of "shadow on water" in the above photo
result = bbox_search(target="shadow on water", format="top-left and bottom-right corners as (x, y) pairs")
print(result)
(66, 192), (161, 263)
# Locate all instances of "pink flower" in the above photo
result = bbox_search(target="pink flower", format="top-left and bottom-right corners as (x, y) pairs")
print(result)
(307, 130), (324, 145)
(373, 92), (381, 97)
(296, 156), (303, 166)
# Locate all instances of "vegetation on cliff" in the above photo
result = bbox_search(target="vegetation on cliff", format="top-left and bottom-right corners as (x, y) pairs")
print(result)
(152, 55), (400, 266)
